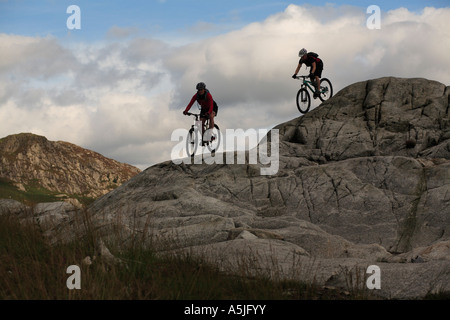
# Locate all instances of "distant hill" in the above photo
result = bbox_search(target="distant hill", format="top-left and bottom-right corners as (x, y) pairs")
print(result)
(0, 133), (140, 206)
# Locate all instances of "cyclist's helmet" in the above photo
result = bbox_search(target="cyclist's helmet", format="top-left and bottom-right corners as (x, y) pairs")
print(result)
(196, 82), (206, 90)
(299, 48), (307, 57)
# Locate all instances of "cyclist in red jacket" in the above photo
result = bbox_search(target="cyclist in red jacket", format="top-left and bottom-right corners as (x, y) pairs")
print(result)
(183, 82), (217, 143)
(292, 48), (323, 99)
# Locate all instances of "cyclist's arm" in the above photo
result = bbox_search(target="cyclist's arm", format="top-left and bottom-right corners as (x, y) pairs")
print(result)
(184, 94), (197, 113)
(311, 61), (316, 74)
(294, 62), (302, 75)
(207, 92), (214, 114)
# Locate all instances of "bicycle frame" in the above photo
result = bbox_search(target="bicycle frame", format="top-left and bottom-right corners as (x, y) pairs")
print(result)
(187, 112), (209, 136)
(298, 76), (318, 93)
(294, 75), (333, 114)
(185, 111), (220, 153)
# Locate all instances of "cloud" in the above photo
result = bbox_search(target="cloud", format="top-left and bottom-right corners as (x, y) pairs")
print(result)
(106, 26), (140, 39)
(0, 33), (180, 168)
(1, 4), (449, 170)
(165, 5), (450, 129)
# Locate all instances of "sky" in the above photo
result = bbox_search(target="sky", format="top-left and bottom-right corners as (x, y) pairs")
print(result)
(1, 1), (450, 170)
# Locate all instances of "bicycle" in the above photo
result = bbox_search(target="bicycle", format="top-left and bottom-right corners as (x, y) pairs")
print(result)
(294, 75), (333, 114)
(185, 112), (221, 157)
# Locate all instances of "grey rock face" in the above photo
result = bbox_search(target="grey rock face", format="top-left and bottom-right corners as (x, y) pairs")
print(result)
(84, 77), (450, 299)
(278, 77), (449, 160)
(3, 77), (449, 299)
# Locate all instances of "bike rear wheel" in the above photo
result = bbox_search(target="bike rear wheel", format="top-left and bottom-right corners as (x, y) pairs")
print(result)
(204, 124), (221, 154)
(296, 88), (311, 114)
(186, 128), (198, 157)
(318, 78), (333, 102)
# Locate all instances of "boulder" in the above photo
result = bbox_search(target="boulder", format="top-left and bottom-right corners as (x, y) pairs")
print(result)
(80, 77), (450, 299)
(2, 77), (449, 299)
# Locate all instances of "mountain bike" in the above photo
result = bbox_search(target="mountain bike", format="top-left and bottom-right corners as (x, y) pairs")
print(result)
(294, 75), (333, 114)
(185, 112), (221, 157)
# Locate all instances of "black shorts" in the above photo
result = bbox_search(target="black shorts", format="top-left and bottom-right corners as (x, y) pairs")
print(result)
(313, 60), (323, 78)
(201, 101), (218, 117)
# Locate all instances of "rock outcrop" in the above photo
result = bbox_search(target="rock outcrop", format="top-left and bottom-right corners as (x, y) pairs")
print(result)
(0, 133), (141, 200)
(2, 77), (449, 299)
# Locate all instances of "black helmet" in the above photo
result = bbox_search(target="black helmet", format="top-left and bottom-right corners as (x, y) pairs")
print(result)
(196, 82), (206, 90)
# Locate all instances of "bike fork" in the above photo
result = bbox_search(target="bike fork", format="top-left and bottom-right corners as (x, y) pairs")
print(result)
(301, 87), (307, 102)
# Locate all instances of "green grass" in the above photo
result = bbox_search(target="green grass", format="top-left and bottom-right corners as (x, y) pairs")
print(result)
(0, 212), (372, 300)
(0, 177), (95, 207)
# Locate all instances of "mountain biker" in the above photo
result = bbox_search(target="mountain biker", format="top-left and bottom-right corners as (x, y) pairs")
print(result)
(292, 48), (323, 99)
(183, 82), (217, 143)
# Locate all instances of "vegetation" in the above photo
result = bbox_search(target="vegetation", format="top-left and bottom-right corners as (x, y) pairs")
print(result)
(0, 177), (96, 207)
(0, 211), (376, 300)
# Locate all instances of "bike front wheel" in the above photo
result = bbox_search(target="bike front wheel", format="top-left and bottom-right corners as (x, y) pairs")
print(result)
(318, 78), (333, 102)
(186, 128), (198, 157)
(296, 88), (311, 114)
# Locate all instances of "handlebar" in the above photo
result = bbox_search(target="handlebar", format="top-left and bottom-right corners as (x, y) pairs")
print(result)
(184, 112), (209, 119)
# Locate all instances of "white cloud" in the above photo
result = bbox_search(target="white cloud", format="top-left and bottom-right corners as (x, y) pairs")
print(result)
(0, 34), (75, 78)
(1, 5), (449, 170)
(165, 4), (450, 134)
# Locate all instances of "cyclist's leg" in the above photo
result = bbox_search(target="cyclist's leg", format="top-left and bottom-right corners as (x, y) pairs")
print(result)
(313, 77), (320, 98)
(209, 111), (215, 130)
(314, 63), (323, 97)
(207, 112), (217, 142)
(201, 117), (207, 145)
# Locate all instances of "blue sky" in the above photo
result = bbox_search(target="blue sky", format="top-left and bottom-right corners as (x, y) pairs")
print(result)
(1, 1), (450, 169)
(1, 0), (449, 42)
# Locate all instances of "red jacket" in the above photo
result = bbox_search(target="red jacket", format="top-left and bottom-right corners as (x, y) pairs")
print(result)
(184, 90), (214, 114)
